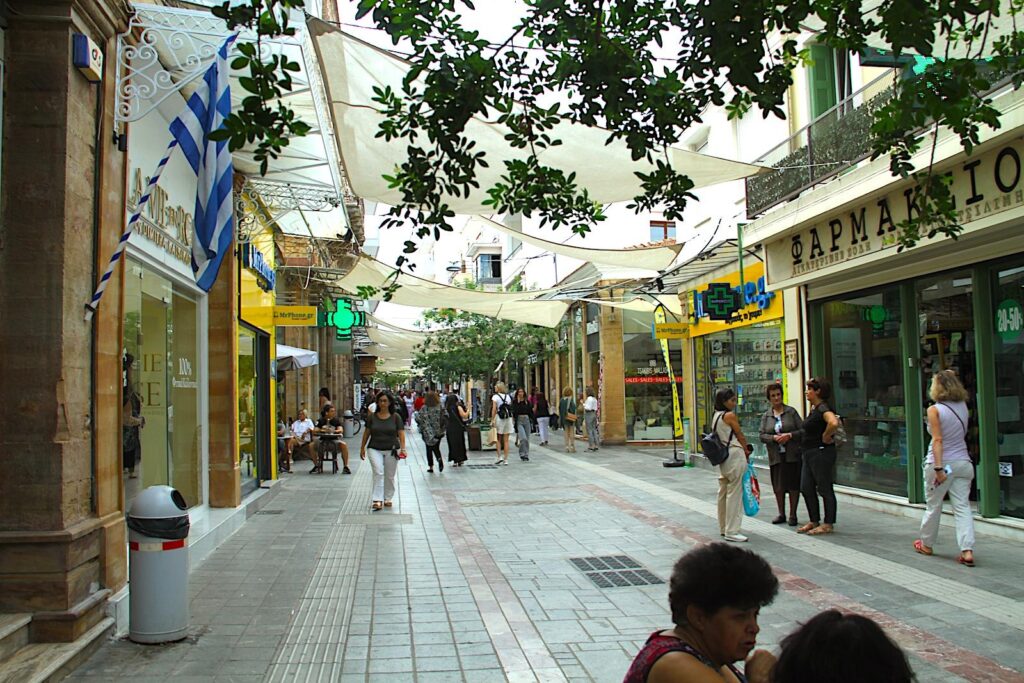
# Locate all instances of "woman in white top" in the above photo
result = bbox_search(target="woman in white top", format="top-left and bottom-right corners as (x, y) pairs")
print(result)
(914, 370), (976, 566)
(491, 381), (514, 465)
(583, 386), (600, 451)
(712, 388), (755, 543)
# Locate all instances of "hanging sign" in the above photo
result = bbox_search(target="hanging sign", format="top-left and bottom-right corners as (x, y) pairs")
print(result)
(689, 263), (783, 337)
(242, 243), (276, 292)
(319, 297), (366, 340)
(652, 322), (689, 339)
(273, 306), (318, 326)
(654, 306), (685, 439)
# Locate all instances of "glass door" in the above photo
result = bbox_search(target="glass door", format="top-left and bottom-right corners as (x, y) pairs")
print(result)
(238, 327), (259, 494)
(993, 261), (1024, 518)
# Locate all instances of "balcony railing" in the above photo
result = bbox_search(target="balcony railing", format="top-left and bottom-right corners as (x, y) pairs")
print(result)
(745, 73), (895, 218)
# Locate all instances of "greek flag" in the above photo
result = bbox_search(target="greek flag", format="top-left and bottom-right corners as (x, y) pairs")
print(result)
(169, 33), (238, 292)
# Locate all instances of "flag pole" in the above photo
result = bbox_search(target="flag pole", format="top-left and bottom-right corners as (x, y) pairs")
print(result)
(84, 138), (179, 322)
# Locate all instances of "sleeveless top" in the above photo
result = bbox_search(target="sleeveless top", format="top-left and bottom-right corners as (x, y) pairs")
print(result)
(926, 401), (971, 464)
(623, 631), (746, 683)
(713, 411), (746, 460)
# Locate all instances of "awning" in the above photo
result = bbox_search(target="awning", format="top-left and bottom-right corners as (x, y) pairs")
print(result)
(306, 17), (764, 214)
(276, 344), (319, 371)
(467, 216), (683, 273)
(336, 256), (569, 327)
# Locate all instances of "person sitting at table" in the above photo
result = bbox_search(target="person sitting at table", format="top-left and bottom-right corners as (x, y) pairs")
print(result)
(289, 409), (316, 472)
(277, 416), (291, 473)
(315, 404), (350, 474)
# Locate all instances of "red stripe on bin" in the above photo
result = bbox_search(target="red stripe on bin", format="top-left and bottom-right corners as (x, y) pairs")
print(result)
(128, 541), (139, 551)
(162, 539), (185, 551)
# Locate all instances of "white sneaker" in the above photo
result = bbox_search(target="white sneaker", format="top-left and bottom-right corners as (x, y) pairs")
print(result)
(723, 533), (748, 543)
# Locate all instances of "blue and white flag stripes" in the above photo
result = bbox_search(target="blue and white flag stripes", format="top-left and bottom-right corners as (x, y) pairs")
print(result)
(170, 32), (239, 292)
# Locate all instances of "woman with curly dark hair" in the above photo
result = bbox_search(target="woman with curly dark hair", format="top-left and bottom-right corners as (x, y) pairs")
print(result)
(623, 543), (779, 683)
(773, 610), (915, 683)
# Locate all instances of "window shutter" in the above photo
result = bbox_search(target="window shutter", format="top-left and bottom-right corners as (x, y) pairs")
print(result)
(808, 44), (838, 120)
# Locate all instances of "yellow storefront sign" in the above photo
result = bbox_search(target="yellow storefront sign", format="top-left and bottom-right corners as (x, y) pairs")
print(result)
(689, 262), (783, 337)
(653, 322), (689, 339)
(273, 306), (318, 326)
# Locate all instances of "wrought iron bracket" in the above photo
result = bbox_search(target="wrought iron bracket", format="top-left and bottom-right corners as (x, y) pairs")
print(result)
(245, 178), (343, 213)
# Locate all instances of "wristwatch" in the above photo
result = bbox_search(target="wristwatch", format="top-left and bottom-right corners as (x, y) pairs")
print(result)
(933, 467), (944, 471)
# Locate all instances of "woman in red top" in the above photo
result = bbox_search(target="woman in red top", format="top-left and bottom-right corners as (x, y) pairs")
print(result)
(623, 543), (778, 683)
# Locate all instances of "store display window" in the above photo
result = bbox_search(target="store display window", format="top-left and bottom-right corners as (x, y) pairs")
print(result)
(695, 322), (783, 466)
(993, 259), (1024, 518)
(818, 287), (906, 496)
(123, 260), (203, 508)
(622, 311), (683, 440)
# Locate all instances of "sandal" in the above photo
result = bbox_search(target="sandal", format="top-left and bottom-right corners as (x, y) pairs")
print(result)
(383, 500), (393, 508)
(796, 522), (818, 534)
(913, 540), (933, 556)
(957, 551), (975, 567)
(807, 524), (834, 536)
(371, 501), (383, 511)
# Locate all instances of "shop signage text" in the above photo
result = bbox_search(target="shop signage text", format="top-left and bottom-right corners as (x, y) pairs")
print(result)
(130, 168), (194, 252)
(688, 263), (784, 337)
(624, 376), (683, 384)
(243, 243), (276, 292)
(652, 322), (689, 339)
(273, 306), (318, 326)
(769, 140), (1024, 284)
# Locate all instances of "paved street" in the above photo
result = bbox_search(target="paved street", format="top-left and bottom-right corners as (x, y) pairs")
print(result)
(71, 430), (1024, 683)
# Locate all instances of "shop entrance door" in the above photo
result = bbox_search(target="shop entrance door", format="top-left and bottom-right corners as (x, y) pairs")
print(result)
(255, 332), (272, 481)
(917, 271), (979, 498)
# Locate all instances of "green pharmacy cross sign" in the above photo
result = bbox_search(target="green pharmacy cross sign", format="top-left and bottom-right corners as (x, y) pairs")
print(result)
(701, 283), (742, 322)
(318, 298), (366, 340)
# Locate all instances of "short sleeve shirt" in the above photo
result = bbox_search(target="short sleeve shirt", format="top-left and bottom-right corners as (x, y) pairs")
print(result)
(291, 418), (315, 442)
(584, 396), (598, 411)
(365, 412), (403, 451)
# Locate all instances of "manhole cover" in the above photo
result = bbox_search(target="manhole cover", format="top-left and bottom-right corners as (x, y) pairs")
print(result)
(569, 555), (663, 588)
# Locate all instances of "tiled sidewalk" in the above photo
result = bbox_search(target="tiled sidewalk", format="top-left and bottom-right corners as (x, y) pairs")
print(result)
(69, 430), (1024, 682)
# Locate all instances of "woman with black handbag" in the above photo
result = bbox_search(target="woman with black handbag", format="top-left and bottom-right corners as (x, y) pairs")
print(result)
(712, 388), (754, 543)
(559, 387), (578, 453)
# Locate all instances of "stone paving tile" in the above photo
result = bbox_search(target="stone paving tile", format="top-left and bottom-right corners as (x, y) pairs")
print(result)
(68, 431), (1024, 682)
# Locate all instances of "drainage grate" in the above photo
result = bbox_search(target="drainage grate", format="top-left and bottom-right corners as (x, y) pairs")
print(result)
(569, 555), (663, 588)
(466, 464), (499, 469)
(258, 509), (285, 515)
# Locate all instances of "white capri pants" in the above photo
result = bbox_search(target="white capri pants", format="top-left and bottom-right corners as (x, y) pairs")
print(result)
(367, 448), (399, 502)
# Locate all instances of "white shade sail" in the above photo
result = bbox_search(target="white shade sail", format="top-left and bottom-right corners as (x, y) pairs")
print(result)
(468, 216), (683, 272)
(307, 18), (764, 214)
(336, 256), (569, 327)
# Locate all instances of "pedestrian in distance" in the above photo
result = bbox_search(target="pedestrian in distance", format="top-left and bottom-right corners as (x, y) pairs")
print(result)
(576, 390), (586, 437)
(914, 369), (976, 566)
(758, 383), (804, 526)
(445, 394), (470, 467)
(415, 391), (446, 473)
(772, 609), (916, 683)
(584, 386), (600, 451)
(491, 381), (514, 465)
(403, 391), (415, 426)
(797, 377), (842, 536)
(535, 389), (552, 446)
(314, 403), (350, 474)
(318, 387), (331, 415)
(527, 385), (539, 433)
(713, 388), (755, 543)
(512, 387), (533, 462)
(559, 387), (578, 453)
(122, 354), (145, 480)
(622, 542), (779, 683)
(359, 391), (406, 511)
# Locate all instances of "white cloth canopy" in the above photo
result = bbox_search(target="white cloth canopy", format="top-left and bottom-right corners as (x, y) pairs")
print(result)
(276, 344), (319, 371)
(337, 256), (569, 327)
(580, 295), (684, 317)
(307, 18), (764, 214)
(467, 216), (683, 272)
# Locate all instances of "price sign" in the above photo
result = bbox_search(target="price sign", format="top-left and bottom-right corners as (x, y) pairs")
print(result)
(996, 299), (1024, 342)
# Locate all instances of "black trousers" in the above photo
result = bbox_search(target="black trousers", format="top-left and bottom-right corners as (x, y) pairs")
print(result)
(801, 445), (838, 525)
(424, 439), (443, 468)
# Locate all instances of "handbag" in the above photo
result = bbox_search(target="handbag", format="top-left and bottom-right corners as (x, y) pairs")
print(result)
(742, 461), (761, 516)
(701, 413), (733, 466)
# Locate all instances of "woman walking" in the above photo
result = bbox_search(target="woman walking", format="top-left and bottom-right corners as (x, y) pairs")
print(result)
(491, 382), (514, 465)
(914, 369), (976, 566)
(415, 391), (446, 473)
(359, 392), (406, 511)
(759, 383), (804, 526)
(583, 386), (600, 451)
(444, 394), (470, 467)
(535, 390), (552, 446)
(798, 377), (841, 536)
(512, 387), (533, 461)
(559, 388), (578, 453)
(713, 388), (755, 543)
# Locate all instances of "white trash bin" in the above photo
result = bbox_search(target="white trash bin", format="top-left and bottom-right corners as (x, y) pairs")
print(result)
(128, 485), (190, 643)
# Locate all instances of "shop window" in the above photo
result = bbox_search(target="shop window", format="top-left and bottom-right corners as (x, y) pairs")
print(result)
(649, 220), (676, 243)
(238, 328), (259, 493)
(993, 261), (1024, 518)
(820, 287), (905, 496)
(123, 261), (203, 508)
(623, 311), (683, 440)
(695, 323), (784, 466)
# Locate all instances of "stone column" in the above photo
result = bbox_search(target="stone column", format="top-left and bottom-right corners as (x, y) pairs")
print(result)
(0, 0), (128, 640)
(597, 301), (626, 444)
(208, 232), (240, 508)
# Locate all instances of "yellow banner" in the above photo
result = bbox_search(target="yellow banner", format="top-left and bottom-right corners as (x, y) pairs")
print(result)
(273, 306), (318, 326)
(653, 322), (689, 339)
(654, 307), (685, 438)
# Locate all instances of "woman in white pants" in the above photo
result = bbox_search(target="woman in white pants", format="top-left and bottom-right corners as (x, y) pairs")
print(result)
(534, 390), (552, 446)
(914, 370), (976, 566)
(359, 392), (406, 511)
(713, 388), (755, 543)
